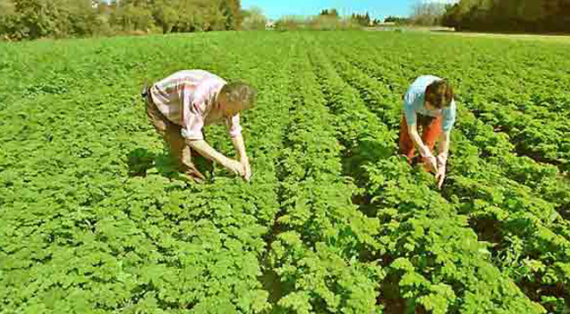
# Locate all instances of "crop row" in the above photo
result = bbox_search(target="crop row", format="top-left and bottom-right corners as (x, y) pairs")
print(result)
(314, 32), (570, 313)
(264, 35), (384, 314)
(0, 33), (298, 313)
(308, 37), (546, 314)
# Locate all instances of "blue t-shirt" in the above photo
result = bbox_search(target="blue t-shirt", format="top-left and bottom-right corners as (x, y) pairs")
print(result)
(404, 75), (457, 132)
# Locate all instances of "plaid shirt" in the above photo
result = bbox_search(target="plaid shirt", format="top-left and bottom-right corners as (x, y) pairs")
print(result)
(149, 70), (242, 141)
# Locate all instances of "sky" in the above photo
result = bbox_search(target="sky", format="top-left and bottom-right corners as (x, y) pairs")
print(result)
(241, 0), (455, 21)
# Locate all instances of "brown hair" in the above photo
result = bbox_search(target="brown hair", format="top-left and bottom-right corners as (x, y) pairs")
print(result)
(220, 82), (258, 110)
(425, 79), (453, 109)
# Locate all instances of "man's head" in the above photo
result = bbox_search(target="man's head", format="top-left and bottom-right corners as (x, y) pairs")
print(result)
(425, 79), (453, 110)
(218, 82), (258, 117)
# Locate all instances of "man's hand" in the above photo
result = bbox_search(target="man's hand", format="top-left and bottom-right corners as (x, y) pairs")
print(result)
(224, 159), (246, 177)
(435, 153), (447, 189)
(241, 158), (252, 182)
(230, 134), (251, 182)
(187, 140), (244, 178)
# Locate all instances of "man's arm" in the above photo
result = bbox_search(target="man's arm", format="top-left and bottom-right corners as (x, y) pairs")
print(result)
(226, 113), (251, 181)
(231, 134), (247, 161)
(226, 114), (244, 158)
(187, 139), (244, 176)
(179, 85), (245, 178)
(231, 134), (251, 181)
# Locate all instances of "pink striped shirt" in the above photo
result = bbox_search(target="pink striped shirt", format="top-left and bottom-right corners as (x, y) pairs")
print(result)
(149, 70), (242, 141)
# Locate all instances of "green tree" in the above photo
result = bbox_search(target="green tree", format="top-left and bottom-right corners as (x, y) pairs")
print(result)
(0, 0), (17, 39)
(442, 0), (569, 32)
(219, 0), (241, 30)
(64, 0), (100, 36)
(320, 8), (339, 18)
(154, 4), (179, 33)
(207, 3), (227, 31)
(351, 13), (371, 26)
(410, 0), (446, 26)
(110, 3), (154, 31)
(241, 6), (267, 30)
(0, 0), (247, 40)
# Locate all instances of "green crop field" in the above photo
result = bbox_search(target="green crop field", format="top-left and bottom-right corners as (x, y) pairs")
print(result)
(1, 31), (570, 314)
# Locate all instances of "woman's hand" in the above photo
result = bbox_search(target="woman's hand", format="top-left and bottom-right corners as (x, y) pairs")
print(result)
(425, 154), (439, 173)
(435, 153), (447, 189)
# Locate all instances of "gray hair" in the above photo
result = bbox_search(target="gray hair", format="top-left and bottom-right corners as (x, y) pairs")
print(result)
(220, 82), (258, 110)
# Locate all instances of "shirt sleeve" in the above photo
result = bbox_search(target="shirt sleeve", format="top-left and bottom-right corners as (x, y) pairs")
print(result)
(226, 113), (242, 138)
(442, 99), (457, 132)
(403, 89), (417, 126)
(180, 86), (205, 141)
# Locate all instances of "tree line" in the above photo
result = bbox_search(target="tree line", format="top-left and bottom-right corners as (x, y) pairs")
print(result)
(319, 9), (382, 27)
(0, 0), (244, 40)
(0, 2), (385, 40)
(405, 0), (570, 33)
(442, 0), (570, 33)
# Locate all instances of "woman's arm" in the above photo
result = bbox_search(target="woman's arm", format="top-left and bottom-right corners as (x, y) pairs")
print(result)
(438, 131), (450, 159)
(408, 123), (438, 172)
(435, 131), (450, 189)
